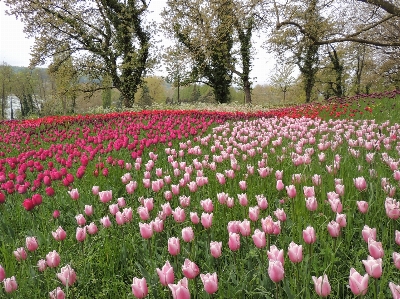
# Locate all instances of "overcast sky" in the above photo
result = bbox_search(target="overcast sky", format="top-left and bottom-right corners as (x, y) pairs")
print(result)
(0, 1), (273, 85)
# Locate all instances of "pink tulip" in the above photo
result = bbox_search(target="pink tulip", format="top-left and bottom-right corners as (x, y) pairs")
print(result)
(53, 210), (60, 219)
(3, 276), (17, 293)
(288, 242), (303, 263)
(85, 222), (97, 235)
(274, 208), (287, 222)
(362, 256), (382, 278)
(327, 221), (340, 238)
(349, 268), (368, 296)
(239, 219), (251, 236)
(268, 260), (284, 282)
(99, 190), (112, 203)
(49, 287), (65, 299)
(76, 226), (87, 242)
(57, 264), (77, 286)
(393, 252), (400, 270)
(200, 198), (214, 212)
(182, 258), (200, 279)
(312, 274), (331, 297)
(26, 236), (39, 252)
(190, 212), (200, 224)
(267, 245), (284, 265)
(239, 180), (247, 191)
(13, 247), (27, 261)
(152, 217), (164, 232)
(276, 180), (285, 191)
(179, 195), (190, 207)
(68, 188), (79, 200)
(354, 177), (367, 191)
(228, 232), (240, 251)
(237, 193), (248, 206)
(139, 222), (153, 239)
(75, 214), (86, 226)
(275, 170), (283, 180)
(157, 261), (175, 286)
(303, 226), (316, 244)
(117, 197), (126, 207)
(335, 213), (347, 227)
(312, 174), (322, 186)
(126, 181), (137, 194)
(131, 277), (148, 299)
(249, 206), (260, 221)
(286, 185), (297, 198)
(305, 197), (318, 211)
(46, 250), (61, 268)
(252, 229), (266, 249)
(303, 186), (315, 198)
(389, 282), (400, 299)
(37, 259), (46, 272)
(0, 265), (5, 282)
(200, 272), (218, 294)
(335, 184), (345, 196)
(172, 207), (186, 223)
(362, 225), (376, 242)
(137, 206), (149, 221)
(168, 237), (180, 256)
(100, 215), (112, 228)
(84, 205), (93, 216)
(385, 197), (400, 219)
(356, 201), (369, 214)
(210, 241), (222, 258)
(182, 227), (194, 242)
(162, 202), (172, 217)
(256, 195), (268, 210)
(168, 277), (190, 299)
(328, 197), (342, 213)
(396, 230), (400, 246)
(368, 238), (384, 259)
(92, 186), (100, 195)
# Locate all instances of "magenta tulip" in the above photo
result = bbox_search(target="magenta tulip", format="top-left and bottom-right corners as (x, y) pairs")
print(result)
(349, 268), (368, 296)
(157, 261), (175, 286)
(132, 277), (148, 299)
(200, 272), (218, 294)
(312, 274), (331, 297)
(182, 258), (200, 279)
(0, 265), (5, 282)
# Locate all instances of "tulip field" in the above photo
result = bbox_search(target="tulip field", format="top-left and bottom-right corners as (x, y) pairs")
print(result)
(1, 90), (400, 298)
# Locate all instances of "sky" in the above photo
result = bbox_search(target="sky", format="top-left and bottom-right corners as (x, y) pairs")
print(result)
(0, 1), (273, 85)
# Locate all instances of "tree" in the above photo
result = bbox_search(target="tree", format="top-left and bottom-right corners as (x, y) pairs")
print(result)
(5, 0), (153, 108)
(137, 83), (152, 107)
(270, 62), (296, 103)
(101, 75), (112, 109)
(12, 69), (42, 118)
(190, 84), (201, 102)
(48, 48), (79, 114)
(0, 63), (13, 119)
(163, 0), (235, 104)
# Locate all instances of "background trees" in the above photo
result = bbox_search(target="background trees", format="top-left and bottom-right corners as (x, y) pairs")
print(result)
(2, 0), (400, 114)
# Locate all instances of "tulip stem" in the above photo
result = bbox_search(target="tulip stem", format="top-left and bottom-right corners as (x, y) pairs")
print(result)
(275, 282), (281, 299)
(374, 278), (378, 299)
